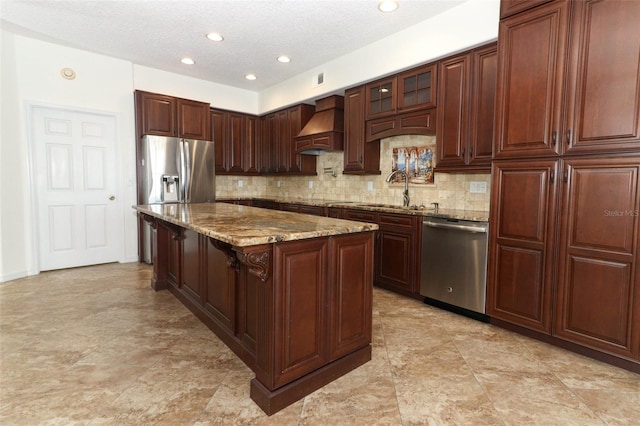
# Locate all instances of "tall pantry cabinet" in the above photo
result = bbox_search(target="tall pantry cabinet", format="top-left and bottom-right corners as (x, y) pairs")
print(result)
(488, 0), (640, 369)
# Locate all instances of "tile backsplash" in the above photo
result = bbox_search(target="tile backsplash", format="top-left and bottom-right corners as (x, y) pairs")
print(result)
(216, 135), (491, 211)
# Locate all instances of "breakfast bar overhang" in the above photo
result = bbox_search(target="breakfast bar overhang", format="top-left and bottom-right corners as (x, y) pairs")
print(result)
(134, 203), (378, 415)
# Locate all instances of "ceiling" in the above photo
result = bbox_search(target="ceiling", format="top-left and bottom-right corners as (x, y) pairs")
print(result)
(1, 0), (468, 91)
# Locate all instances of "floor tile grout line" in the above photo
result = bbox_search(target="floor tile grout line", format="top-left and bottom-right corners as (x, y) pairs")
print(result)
(375, 302), (408, 425)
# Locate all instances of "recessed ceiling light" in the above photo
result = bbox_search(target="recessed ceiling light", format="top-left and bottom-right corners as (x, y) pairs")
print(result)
(277, 55), (291, 63)
(206, 32), (224, 42)
(378, 0), (399, 13)
(245, 74), (257, 81)
(181, 57), (195, 65)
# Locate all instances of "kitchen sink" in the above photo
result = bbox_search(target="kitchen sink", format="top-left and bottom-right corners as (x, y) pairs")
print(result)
(351, 203), (430, 211)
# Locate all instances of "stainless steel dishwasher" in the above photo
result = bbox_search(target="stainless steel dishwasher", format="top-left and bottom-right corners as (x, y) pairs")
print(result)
(420, 215), (489, 317)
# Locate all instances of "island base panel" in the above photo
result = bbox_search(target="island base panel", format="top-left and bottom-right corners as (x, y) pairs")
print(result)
(250, 345), (372, 415)
(143, 212), (374, 415)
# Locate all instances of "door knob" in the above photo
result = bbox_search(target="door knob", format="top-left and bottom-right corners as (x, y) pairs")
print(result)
(109, 195), (116, 200)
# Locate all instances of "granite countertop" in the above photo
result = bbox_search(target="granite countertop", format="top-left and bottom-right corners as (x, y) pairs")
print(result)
(219, 197), (490, 222)
(134, 203), (378, 247)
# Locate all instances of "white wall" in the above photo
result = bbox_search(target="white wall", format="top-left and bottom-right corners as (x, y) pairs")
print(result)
(259, 0), (499, 112)
(0, 31), (259, 282)
(0, 0), (500, 282)
(0, 31), (138, 280)
(134, 65), (259, 114)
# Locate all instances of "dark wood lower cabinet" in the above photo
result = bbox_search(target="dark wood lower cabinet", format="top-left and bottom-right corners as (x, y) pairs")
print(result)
(272, 239), (329, 387)
(146, 216), (375, 415)
(487, 159), (559, 333)
(343, 209), (422, 299)
(204, 238), (236, 334)
(181, 229), (203, 304)
(489, 156), (640, 370)
(554, 157), (640, 360)
(375, 214), (422, 299)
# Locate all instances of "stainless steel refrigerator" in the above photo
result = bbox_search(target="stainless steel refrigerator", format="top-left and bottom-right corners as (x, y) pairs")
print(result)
(140, 135), (215, 263)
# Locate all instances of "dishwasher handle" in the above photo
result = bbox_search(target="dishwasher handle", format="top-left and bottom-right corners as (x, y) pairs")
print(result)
(424, 220), (488, 233)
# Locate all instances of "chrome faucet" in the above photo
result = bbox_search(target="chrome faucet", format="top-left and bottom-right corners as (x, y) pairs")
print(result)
(385, 170), (410, 207)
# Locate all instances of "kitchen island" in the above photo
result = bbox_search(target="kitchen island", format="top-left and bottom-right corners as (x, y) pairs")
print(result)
(134, 203), (378, 415)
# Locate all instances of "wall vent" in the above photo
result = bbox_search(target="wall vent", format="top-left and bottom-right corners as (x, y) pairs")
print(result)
(313, 72), (325, 87)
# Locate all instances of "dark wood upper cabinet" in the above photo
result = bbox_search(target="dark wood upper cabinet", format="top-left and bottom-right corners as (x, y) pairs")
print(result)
(135, 90), (210, 141)
(227, 112), (246, 173)
(343, 85), (381, 175)
(260, 113), (278, 174)
(211, 109), (227, 174)
(177, 98), (211, 141)
(436, 52), (471, 169)
(500, 0), (554, 19)
(211, 108), (259, 175)
(469, 44), (498, 167)
(289, 106), (317, 174)
(436, 43), (496, 172)
(365, 64), (437, 121)
(244, 116), (260, 174)
(496, 0), (640, 159)
(261, 104), (315, 175)
(494, 0), (570, 159)
(136, 91), (177, 137)
(365, 76), (397, 119)
(277, 109), (291, 173)
(397, 63), (437, 112)
(563, 0), (640, 155)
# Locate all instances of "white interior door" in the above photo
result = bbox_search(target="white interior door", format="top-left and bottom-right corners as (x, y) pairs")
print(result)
(31, 106), (120, 271)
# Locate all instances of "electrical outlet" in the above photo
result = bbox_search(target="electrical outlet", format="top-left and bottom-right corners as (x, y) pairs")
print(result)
(470, 181), (487, 194)
(277, 181), (283, 188)
(238, 180), (244, 188)
(367, 181), (373, 191)
(308, 181), (313, 189)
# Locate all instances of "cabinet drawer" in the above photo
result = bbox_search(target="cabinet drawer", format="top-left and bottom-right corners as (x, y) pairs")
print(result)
(280, 203), (300, 213)
(378, 213), (416, 228)
(327, 207), (344, 219)
(397, 109), (436, 134)
(299, 205), (326, 216)
(366, 109), (436, 142)
(366, 117), (397, 141)
(345, 209), (377, 223)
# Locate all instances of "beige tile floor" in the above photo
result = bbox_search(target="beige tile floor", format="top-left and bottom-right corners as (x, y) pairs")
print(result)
(1, 262), (638, 425)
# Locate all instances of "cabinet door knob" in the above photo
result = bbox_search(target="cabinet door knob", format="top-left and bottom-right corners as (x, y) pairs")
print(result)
(552, 130), (557, 146)
(109, 195), (116, 201)
(566, 129), (572, 146)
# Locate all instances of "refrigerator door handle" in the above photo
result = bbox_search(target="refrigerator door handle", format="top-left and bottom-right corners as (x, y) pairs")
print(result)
(179, 139), (186, 202)
(181, 139), (192, 203)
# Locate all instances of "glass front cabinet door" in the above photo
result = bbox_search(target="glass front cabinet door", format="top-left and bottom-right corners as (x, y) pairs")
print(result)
(366, 77), (396, 119)
(398, 64), (437, 112)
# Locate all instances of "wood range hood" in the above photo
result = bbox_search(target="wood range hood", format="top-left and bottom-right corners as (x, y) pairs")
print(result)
(294, 95), (344, 155)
